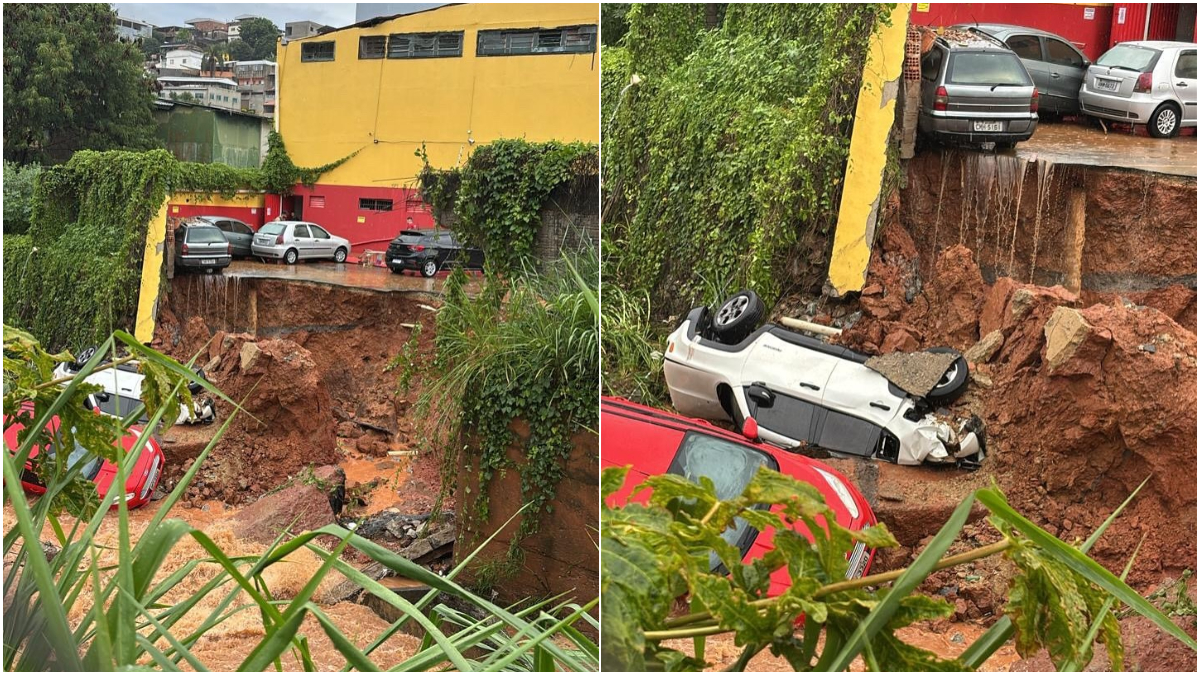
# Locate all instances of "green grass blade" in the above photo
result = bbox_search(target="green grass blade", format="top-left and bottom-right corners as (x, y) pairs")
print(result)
(120, 587), (209, 672)
(237, 606), (308, 672)
(828, 490), (978, 671)
(310, 605), (382, 672)
(976, 487), (1196, 650)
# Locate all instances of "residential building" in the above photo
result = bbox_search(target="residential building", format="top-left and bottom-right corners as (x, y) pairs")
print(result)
(160, 47), (204, 75)
(233, 60), (278, 117)
(158, 76), (242, 111)
(154, 100), (272, 170)
(912, 2), (1196, 60)
(116, 14), (154, 42)
(284, 20), (327, 42)
(228, 14), (265, 39)
(273, 3), (598, 250)
(355, 4), (449, 22)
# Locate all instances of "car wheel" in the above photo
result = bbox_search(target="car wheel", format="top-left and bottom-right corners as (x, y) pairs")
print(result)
(925, 347), (970, 404)
(711, 290), (765, 345)
(421, 260), (438, 278)
(1149, 103), (1181, 138)
(284, 248), (298, 265)
(334, 247), (347, 263)
(389, 266), (403, 275)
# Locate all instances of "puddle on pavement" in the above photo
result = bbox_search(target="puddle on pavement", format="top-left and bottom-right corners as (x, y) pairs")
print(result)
(1014, 122), (1196, 177)
(219, 260), (481, 294)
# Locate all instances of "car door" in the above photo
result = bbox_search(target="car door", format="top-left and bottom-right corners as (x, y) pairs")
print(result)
(226, 219), (254, 256)
(1004, 34), (1052, 104)
(291, 223), (312, 258)
(1173, 49), (1197, 124)
(308, 223), (335, 258)
(1043, 37), (1088, 113)
(436, 233), (458, 268)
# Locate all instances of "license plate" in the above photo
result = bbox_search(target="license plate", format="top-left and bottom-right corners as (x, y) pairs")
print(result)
(1095, 78), (1119, 92)
(392, 258), (404, 265)
(201, 259), (216, 265)
(973, 121), (1004, 132)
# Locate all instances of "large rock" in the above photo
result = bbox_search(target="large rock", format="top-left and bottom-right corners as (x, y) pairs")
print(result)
(233, 482), (337, 545)
(964, 330), (1004, 364)
(1043, 306), (1093, 371)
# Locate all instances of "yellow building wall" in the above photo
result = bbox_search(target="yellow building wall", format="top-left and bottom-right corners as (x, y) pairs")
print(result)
(276, 3), (599, 189)
(826, 4), (910, 298)
(133, 199), (170, 343)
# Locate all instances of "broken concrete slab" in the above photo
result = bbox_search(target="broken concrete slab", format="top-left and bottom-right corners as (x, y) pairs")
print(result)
(865, 351), (959, 397)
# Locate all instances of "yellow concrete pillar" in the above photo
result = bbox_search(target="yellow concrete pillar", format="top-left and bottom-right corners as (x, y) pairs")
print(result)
(826, 3), (910, 297)
(133, 198), (170, 343)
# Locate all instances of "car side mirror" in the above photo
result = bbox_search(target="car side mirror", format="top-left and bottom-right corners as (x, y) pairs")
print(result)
(95, 392), (111, 402)
(747, 383), (775, 408)
(741, 416), (759, 441)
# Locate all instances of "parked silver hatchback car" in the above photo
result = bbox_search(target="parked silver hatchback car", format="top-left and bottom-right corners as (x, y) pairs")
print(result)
(954, 24), (1089, 115)
(919, 29), (1040, 148)
(1079, 41), (1197, 137)
(251, 221), (351, 264)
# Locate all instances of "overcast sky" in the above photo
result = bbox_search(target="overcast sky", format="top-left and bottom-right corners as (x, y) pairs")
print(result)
(111, 3), (448, 30)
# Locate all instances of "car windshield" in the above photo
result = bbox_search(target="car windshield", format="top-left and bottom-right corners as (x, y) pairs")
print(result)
(667, 432), (777, 571)
(1096, 44), (1161, 72)
(947, 52), (1031, 85)
(48, 437), (103, 481)
(93, 394), (149, 424)
(259, 223), (285, 236)
(187, 227), (226, 243)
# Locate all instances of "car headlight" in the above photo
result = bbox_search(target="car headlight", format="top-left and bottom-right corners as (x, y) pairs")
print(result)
(815, 467), (860, 520)
(124, 492), (136, 502)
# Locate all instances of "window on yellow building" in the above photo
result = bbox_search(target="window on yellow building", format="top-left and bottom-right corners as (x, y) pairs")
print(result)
(359, 198), (394, 211)
(477, 25), (597, 56)
(387, 31), (463, 59)
(301, 41), (335, 62)
(360, 36), (386, 59)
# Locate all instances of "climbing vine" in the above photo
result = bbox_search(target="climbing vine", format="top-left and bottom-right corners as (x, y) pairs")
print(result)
(402, 250), (598, 575)
(260, 130), (357, 195)
(603, 3), (890, 318)
(418, 139), (598, 273)
(3, 138), (354, 352)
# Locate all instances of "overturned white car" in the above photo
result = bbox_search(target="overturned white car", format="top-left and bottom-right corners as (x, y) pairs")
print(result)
(663, 291), (985, 467)
(53, 349), (215, 427)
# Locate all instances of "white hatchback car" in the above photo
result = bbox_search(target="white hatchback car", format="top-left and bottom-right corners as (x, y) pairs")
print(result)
(1079, 41), (1196, 137)
(252, 221), (351, 265)
(662, 291), (984, 467)
(54, 354), (214, 427)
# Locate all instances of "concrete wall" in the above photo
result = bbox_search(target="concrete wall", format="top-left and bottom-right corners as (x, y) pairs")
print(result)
(455, 420), (598, 606)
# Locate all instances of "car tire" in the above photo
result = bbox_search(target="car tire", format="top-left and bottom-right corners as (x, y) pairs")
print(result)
(421, 260), (438, 278)
(1149, 102), (1181, 138)
(334, 247), (347, 263)
(284, 248), (298, 265)
(925, 347), (970, 404)
(711, 290), (765, 345)
(389, 266), (403, 275)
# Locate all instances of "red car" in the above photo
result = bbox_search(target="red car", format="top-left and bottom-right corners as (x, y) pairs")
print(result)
(602, 396), (877, 597)
(4, 404), (165, 509)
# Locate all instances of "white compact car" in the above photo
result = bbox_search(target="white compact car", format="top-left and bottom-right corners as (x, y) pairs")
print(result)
(662, 291), (984, 467)
(252, 221), (351, 265)
(54, 351), (214, 427)
(1079, 41), (1196, 138)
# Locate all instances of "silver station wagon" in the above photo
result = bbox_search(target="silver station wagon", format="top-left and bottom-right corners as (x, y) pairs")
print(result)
(252, 221), (351, 264)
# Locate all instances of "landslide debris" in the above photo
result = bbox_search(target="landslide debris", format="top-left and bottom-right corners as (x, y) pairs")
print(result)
(838, 221), (1196, 590)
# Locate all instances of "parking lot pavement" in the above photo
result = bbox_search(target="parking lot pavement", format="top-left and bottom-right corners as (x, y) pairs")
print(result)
(221, 260), (480, 294)
(1014, 120), (1196, 177)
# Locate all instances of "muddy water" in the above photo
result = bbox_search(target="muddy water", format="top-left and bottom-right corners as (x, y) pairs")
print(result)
(1015, 123), (1196, 177)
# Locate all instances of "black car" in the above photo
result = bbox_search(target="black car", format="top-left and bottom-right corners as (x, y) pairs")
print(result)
(173, 223), (232, 273)
(386, 229), (485, 277)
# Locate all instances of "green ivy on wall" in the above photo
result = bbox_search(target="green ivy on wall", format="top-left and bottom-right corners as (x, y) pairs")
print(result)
(418, 139), (598, 274)
(603, 3), (890, 318)
(3, 136), (355, 352)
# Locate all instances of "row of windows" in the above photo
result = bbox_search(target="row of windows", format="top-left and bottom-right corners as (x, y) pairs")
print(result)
(301, 25), (597, 63)
(305, 197), (396, 211)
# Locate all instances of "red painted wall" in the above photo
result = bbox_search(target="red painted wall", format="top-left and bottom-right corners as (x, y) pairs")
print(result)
(168, 203), (267, 228)
(911, 3), (1114, 60)
(285, 184), (438, 253)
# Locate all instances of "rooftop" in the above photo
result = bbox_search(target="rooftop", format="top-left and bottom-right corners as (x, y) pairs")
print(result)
(159, 76), (239, 87)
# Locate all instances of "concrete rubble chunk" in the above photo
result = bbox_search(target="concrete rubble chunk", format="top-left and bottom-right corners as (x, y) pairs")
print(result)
(1043, 306), (1092, 371)
(239, 341), (263, 373)
(964, 330), (1004, 364)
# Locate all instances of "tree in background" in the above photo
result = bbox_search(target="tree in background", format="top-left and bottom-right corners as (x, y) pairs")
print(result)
(601, 4), (631, 46)
(202, 44), (227, 75)
(3, 3), (158, 164)
(234, 17), (282, 61)
(139, 34), (163, 60)
(2, 162), (41, 235)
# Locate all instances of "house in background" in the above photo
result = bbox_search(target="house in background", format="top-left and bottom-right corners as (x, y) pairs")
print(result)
(284, 20), (327, 42)
(160, 47), (205, 75)
(228, 14), (266, 39)
(233, 60), (277, 117)
(154, 100), (272, 172)
(158, 76), (242, 111)
(272, 3), (599, 252)
(115, 14), (154, 42)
